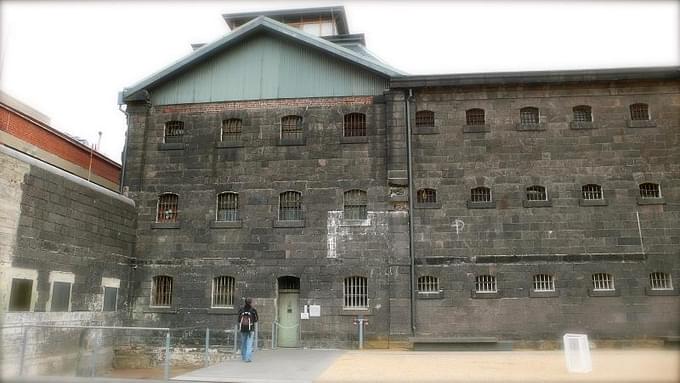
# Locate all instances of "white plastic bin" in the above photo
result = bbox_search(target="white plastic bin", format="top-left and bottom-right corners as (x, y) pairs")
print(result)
(563, 333), (592, 373)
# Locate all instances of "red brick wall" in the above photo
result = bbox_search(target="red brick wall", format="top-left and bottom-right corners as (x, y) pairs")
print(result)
(0, 106), (120, 185)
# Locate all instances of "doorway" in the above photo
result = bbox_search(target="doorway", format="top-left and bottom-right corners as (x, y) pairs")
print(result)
(277, 276), (300, 348)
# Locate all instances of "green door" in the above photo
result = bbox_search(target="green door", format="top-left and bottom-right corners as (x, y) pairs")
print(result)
(277, 290), (300, 347)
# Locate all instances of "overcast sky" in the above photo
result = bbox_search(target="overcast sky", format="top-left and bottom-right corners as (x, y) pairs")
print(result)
(1, 0), (678, 163)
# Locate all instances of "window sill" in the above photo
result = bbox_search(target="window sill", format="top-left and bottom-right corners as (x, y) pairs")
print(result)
(523, 200), (552, 208)
(340, 219), (371, 227)
(207, 307), (238, 314)
(471, 290), (500, 299)
(569, 121), (595, 130)
(516, 122), (546, 131)
(463, 124), (490, 133)
(340, 308), (371, 316)
(529, 290), (559, 298)
(216, 142), (244, 149)
(158, 142), (185, 151)
(273, 219), (305, 228)
(588, 289), (619, 297)
(579, 199), (608, 207)
(210, 220), (243, 229)
(145, 307), (177, 313)
(645, 288), (678, 296)
(414, 126), (439, 135)
(340, 136), (368, 144)
(466, 200), (496, 209)
(637, 197), (665, 206)
(278, 138), (306, 146)
(627, 120), (657, 128)
(151, 222), (180, 229)
(415, 202), (442, 209)
(417, 291), (444, 299)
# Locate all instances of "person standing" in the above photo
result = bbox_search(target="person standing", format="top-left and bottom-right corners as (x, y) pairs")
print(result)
(238, 297), (258, 362)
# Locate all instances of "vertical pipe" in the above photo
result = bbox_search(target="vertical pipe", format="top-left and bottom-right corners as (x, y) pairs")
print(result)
(19, 325), (28, 376)
(204, 328), (210, 368)
(91, 332), (97, 377)
(405, 88), (416, 336)
(164, 332), (170, 381)
(636, 211), (645, 255)
(271, 322), (276, 349)
(358, 318), (364, 350)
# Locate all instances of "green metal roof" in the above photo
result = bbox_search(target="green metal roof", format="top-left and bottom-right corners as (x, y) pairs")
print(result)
(120, 16), (405, 103)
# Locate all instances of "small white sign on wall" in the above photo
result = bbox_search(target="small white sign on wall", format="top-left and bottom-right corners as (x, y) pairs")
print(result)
(309, 305), (321, 317)
(300, 312), (309, 320)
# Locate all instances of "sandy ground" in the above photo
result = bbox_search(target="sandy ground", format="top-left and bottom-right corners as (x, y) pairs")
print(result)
(315, 349), (680, 383)
(106, 367), (194, 380)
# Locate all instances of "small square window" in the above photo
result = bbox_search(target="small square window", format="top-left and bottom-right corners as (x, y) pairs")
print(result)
(415, 111), (435, 128)
(592, 273), (614, 291)
(639, 183), (661, 199)
(475, 275), (497, 293)
(417, 276), (440, 293)
(9, 278), (33, 312)
(164, 121), (184, 144)
(630, 103), (649, 121)
(649, 272), (673, 290)
(533, 274), (555, 292)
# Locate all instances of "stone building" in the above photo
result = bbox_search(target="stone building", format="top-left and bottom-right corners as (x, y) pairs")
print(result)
(116, 6), (679, 349)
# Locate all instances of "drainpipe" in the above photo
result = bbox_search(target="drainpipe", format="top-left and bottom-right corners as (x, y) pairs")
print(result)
(118, 104), (128, 194)
(405, 89), (416, 336)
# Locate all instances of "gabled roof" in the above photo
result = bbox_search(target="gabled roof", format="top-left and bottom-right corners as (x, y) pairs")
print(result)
(120, 16), (404, 103)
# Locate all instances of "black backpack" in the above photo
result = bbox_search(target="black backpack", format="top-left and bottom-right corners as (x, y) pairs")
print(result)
(239, 311), (253, 332)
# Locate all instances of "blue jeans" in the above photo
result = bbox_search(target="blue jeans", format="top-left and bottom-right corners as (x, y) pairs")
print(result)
(240, 331), (254, 362)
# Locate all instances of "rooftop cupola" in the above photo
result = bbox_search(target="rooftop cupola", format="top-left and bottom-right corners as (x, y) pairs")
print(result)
(222, 6), (349, 37)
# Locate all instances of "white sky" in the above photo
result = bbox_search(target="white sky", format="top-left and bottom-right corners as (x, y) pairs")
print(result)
(1, 1), (678, 163)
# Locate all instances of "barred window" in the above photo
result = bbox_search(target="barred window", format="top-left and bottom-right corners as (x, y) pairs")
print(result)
(216, 192), (239, 221)
(417, 276), (439, 293)
(649, 272), (673, 290)
(221, 119), (242, 142)
(466, 108), (485, 126)
(581, 184), (603, 200)
(164, 121), (184, 143)
(520, 107), (539, 124)
(281, 115), (303, 141)
(344, 189), (368, 220)
(526, 185), (547, 201)
(151, 276), (173, 307)
(415, 110), (435, 128)
(344, 276), (368, 308)
(344, 113), (366, 137)
(573, 105), (592, 122)
(630, 103), (649, 121)
(592, 273), (614, 291)
(279, 191), (303, 221)
(157, 193), (179, 223)
(639, 183), (661, 199)
(533, 274), (555, 292)
(475, 275), (497, 293)
(212, 276), (235, 307)
(417, 188), (437, 204)
(471, 187), (491, 202)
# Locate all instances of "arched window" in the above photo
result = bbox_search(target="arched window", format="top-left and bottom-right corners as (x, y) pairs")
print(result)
(520, 107), (539, 124)
(592, 273), (614, 291)
(526, 185), (547, 201)
(649, 272), (673, 290)
(164, 121), (184, 143)
(157, 193), (179, 222)
(344, 276), (368, 308)
(344, 189), (367, 220)
(221, 119), (242, 142)
(343, 113), (366, 137)
(475, 275), (497, 293)
(279, 191), (303, 221)
(573, 105), (592, 122)
(466, 108), (485, 126)
(581, 184), (603, 200)
(152, 276), (173, 307)
(629, 103), (649, 121)
(639, 183), (660, 199)
(470, 187), (491, 202)
(217, 192), (239, 221)
(415, 110), (435, 128)
(212, 276), (235, 307)
(417, 276), (439, 293)
(281, 115), (303, 141)
(417, 188), (437, 204)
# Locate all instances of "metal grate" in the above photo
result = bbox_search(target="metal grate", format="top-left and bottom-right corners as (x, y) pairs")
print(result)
(581, 184), (603, 200)
(592, 273), (614, 291)
(533, 274), (555, 292)
(344, 276), (368, 308)
(217, 192), (239, 221)
(344, 189), (368, 220)
(520, 107), (539, 124)
(212, 276), (235, 307)
(221, 119), (242, 142)
(630, 103), (649, 121)
(164, 121), (184, 143)
(157, 193), (179, 222)
(417, 188), (437, 204)
(639, 183), (660, 199)
(344, 113), (367, 137)
(281, 115), (303, 141)
(573, 105), (593, 122)
(152, 276), (173, 306)
(475, 275), (497, 293)
(279, 191), (303, 221)
(470, 187), (491, 202)
(526, 185), (547, 201)
(279, 276), (300, 290)
(415, 110), (435, 128)
(417, 276), (439, 293)
(466, 108), (486, 126)
(649, 272), (672, 290)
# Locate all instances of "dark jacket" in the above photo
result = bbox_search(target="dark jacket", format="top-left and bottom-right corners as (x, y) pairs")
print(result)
(238, 305), (259, 330)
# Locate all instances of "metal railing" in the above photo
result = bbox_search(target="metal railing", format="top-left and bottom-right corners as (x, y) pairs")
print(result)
(271, 321), (300, 349)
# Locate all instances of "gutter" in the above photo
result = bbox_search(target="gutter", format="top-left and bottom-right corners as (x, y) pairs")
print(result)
(405, 88), (416, 336)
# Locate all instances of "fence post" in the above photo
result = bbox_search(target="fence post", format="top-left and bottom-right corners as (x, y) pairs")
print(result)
(204, 328), (210, 368)
(358, 317), (364, 350)
(233, 324), (238, 354)
(271, 322), (276, 350)
(254, 322), (258, 351)
(91, 330), (97, 377)
(19, 325), (28, 376)
(164, 332), (171, 381)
